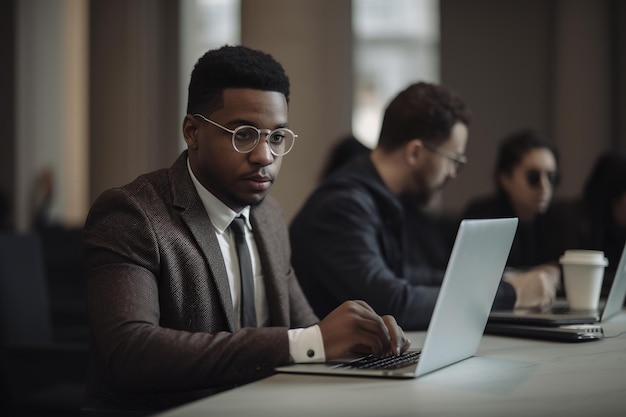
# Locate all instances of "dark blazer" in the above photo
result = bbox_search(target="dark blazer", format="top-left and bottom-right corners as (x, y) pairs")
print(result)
(83, 151), (318, 412)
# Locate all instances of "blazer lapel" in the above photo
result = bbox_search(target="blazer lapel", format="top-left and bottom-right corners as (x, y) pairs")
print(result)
(169, 152), (237, 332)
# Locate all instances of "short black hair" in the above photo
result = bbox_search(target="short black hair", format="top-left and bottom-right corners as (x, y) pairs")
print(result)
(377, 82), (471, 151)
(186, 45), (290, 116)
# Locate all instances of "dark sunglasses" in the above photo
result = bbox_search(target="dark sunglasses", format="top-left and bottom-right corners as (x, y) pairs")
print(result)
(525, 169), (559, 188)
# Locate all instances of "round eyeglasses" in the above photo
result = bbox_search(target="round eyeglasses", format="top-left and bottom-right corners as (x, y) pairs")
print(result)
(193, 113), (298, 156)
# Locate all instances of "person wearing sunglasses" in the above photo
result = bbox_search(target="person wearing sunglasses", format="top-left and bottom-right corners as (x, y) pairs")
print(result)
(462, 128), (563, 308)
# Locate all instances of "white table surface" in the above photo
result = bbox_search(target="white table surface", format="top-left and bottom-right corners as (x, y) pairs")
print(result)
(156, 311), (626, 417)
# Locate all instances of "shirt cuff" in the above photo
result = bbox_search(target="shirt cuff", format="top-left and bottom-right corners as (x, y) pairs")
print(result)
(287, 325), (326, 363)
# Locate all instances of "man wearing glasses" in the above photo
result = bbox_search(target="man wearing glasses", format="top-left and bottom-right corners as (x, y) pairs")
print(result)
(83, 45), (409, 414)
(290, 82), (558, 330)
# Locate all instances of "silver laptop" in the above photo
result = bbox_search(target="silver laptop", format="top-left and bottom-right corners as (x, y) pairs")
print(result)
(276, 218), (518, 379)
(489, 242), (626, 326)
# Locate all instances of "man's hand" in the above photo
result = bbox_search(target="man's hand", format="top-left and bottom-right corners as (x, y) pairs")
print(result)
(318, 300), (411, 360)
(503, 264), (560, 309)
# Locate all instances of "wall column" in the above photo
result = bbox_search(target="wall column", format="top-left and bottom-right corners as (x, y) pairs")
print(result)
(241, 0), (353, 220)
(552, 0), (612, 197)
(15, 0), (89, 230)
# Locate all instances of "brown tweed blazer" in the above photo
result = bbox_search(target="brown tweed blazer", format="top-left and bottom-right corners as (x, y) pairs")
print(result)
(83, 151), (318, 412)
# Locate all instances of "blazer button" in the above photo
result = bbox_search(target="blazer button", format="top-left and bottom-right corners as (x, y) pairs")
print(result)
(307, 349), (315, 358)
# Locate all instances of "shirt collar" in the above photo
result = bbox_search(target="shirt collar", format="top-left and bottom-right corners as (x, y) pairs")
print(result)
(187, 157), (252, 234)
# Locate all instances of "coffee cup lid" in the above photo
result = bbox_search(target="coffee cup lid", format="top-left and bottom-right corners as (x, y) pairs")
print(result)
(559, 250), (608, 266)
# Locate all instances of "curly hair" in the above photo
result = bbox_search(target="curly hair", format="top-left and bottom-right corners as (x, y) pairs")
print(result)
(186, 45), (290, 116)
(377, 82), (471, 151)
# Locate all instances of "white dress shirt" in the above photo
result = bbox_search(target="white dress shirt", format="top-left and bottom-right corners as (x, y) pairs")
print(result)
(187, 158), (324, 363)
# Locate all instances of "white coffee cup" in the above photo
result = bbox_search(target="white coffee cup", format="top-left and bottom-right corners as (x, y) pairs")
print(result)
(559, 250), (608, 310)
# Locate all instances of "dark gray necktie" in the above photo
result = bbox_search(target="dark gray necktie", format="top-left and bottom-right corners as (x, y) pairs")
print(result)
(230, 216), (257, 328)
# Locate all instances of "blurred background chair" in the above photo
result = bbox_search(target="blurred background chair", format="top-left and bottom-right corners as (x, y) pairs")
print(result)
(0, 232), (89, 417)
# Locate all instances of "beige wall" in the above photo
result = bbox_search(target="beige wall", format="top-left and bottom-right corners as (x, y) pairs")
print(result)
(440, 0), (619, 215)
(552, 0), (612, 197)
(4, 0), (625, 230)
(89, 0), (180, 206)
(241, 0), (353, 220)
(14, 0), (89, 230)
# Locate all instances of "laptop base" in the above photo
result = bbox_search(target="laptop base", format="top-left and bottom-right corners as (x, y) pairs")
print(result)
(485, 323), (604, 342)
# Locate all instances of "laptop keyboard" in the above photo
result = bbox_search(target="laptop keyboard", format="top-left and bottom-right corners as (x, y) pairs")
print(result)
(334, 350), (421, 370)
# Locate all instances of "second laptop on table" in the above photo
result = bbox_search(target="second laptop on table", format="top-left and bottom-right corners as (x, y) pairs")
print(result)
(489, 242), (626, 327)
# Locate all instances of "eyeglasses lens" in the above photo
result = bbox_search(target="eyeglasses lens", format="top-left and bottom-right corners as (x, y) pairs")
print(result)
(233, 127), (260, 153)
(268, 130), (294, 155)
(233, 126), (295, 156)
